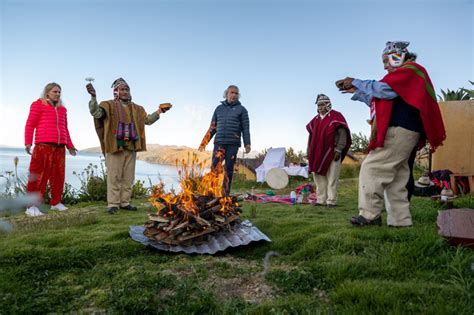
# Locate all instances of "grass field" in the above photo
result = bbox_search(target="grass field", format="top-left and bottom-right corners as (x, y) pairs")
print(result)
(0, 177), (473, 314)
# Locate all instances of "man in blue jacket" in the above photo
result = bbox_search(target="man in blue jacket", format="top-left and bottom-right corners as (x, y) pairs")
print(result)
(199, 85), (251, 195)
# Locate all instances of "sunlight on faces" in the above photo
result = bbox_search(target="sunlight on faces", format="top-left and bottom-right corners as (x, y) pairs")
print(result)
(383, 55), (396, 73)
(226, 87), (239, 104)
(118, 85), (130, 101)
(317, 103), (328, 115)
(47, 86), (61, 103)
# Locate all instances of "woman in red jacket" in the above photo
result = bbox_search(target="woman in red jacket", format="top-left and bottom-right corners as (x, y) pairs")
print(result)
(24, 83), (77, 217)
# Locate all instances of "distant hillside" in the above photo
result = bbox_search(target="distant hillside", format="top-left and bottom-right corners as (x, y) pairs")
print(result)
(81, 144), (212, 166)
(138, 144), (212, 166)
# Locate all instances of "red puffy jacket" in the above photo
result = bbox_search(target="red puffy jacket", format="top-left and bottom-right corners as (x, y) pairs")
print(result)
(24, 99), (74, 149)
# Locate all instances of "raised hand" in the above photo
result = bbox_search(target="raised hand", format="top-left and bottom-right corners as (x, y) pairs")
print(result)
(159, 103), (172, 114)
(86, 83), (96, 97)
(335, 77), (355, 91)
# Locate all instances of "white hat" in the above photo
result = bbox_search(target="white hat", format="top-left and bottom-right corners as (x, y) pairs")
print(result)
(415, 176), (431, 187)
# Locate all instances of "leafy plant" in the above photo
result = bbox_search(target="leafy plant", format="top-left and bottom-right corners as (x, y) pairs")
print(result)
(255, 147), (306, 168)
(350, 132), (369, 153)
(74, 162), (107, 201)
(131, 179), (149, 198)
(437, 87), (470, 101)
(0, 157), (27, 197)
(460, 80), (474, 99)
(75, 160), (151, 201)
(285, 147), (306, 165)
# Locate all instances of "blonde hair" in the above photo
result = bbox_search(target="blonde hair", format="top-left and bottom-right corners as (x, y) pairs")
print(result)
(41, 82), (63, 106)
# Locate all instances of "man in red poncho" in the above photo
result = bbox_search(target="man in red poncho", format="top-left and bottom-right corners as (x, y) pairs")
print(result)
(338, 41), (446, 227)
(306, 94), (351, 207)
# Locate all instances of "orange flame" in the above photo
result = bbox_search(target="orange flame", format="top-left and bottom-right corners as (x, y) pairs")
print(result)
(199, 121), (216, 150)
(149, 151), (230, 218)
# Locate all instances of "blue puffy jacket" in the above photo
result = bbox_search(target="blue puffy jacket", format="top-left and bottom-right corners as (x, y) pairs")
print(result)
(209, 100), (250, 147)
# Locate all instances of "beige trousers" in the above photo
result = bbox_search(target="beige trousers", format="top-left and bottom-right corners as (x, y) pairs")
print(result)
(105, 150), (136, 208)
(312, 159), (342, 205)
(358, 127), (420, 226)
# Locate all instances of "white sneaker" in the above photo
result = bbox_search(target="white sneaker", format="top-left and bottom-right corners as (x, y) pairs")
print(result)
(51, 203), (68, 211)
(25, 206), (45, 217)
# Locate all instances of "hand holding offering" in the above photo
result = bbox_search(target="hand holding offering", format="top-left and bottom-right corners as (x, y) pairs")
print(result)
(158, 103), (172, 114)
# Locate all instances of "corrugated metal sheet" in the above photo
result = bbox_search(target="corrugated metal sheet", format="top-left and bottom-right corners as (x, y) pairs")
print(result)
(129, 220), (271, 254)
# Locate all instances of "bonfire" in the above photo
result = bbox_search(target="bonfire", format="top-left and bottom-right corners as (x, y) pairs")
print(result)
(144, 151), (242, 245)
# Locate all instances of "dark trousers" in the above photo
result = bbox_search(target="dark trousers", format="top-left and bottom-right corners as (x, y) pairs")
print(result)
(406, 147), (417, 201)
(212, 144), (239, 196)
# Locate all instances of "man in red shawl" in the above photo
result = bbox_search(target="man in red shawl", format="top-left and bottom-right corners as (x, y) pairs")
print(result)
(306, 94), (351, 207)
(338, 41), (446, 227)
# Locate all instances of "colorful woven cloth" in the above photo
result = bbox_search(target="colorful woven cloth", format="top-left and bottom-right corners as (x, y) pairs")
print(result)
(246, 193), (317, 205)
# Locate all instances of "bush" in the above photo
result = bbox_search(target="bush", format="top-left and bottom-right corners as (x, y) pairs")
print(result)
(85, 176), (107, 201)
(76, 161), (151, 201)
(286, 147), (306, 165)
(2, 157), (157, 206)
(131, 180), (149, 198)
(350, 132), (369, 153)
(75, 162), (107, 202)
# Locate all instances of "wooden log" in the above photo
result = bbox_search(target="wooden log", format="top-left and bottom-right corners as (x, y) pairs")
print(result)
(177, 227), (216, 242)
(143, 227), (161, 236)
(152, 232), (170, 242)
(144, 221), (155, 229)
(199, 204), (222, 218)
(175, 205), (211, 227)
(169, 228), (185, 236)
(170, 221), (189, 232)
(180, 231), (192, 237)
(214, 215), (225, 223)
(205, 198), (220, 208)
(148, 214), (170, 223)
(163, 219), (179, 232)
(225, 215), (240, 224)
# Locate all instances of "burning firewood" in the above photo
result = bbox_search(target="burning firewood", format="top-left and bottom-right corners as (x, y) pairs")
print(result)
(144, 152), (242, 245)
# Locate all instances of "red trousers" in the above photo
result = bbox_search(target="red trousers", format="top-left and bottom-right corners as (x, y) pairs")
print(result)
(27, 144), (66, 205)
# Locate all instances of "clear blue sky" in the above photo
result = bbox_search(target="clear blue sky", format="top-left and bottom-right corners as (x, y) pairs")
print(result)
(1, 0), (472, 153)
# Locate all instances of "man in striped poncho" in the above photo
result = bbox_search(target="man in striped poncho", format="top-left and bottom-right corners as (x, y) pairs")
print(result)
(338, 41), (446, 227)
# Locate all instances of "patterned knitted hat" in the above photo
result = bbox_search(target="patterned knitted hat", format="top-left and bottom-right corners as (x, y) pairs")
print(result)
(316, 94), (332, 111)
(383, 41), (410, 55)
(111, 77), (131, 101)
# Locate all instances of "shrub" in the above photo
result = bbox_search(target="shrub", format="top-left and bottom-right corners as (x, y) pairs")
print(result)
(85, 176), (107, 201)
(350, 132), (369, 153)
(131, 180), (149, 198)
(75, 162), (107, 202)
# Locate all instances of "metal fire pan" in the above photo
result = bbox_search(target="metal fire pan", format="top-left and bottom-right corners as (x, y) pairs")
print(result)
(129, 220), (271, 254)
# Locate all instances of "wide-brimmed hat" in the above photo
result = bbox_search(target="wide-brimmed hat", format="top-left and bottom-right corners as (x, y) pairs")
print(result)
(415, 176), (431, 187)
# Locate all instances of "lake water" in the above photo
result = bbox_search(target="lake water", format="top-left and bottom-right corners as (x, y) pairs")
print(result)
(0, 147), (180, 192)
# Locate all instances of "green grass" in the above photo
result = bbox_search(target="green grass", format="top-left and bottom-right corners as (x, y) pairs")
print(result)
(1, 179), (473, 314)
